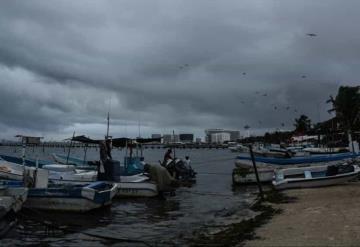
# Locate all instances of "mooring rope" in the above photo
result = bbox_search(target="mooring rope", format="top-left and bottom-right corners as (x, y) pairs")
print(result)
(191, 156), (236, 167)
(196, 172), (232, 176)
(180, 190), (235, 197)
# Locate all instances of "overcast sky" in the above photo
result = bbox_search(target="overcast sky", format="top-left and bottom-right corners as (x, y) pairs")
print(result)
(0, 0), (359, 140)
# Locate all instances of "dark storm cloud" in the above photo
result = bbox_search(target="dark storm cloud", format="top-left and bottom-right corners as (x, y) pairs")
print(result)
(0, 0), (358, 139)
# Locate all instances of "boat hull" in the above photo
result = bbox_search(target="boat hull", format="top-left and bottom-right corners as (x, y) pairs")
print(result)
(116, 182), (158, 197)
(273, 165), (360, 190)
(24, 182), (117, 212)
(24, 197), (111, 212)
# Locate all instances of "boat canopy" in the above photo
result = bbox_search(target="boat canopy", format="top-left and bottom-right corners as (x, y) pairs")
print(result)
(71, 135), (161, 148)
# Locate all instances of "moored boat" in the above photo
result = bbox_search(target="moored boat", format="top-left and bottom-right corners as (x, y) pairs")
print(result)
(24, 181), (117, 212)
(273, 163), (360, 190)
(116, 181), (158, 197)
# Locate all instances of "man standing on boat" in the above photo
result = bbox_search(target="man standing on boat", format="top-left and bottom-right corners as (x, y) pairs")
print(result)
(98, 138), (113, 181)
(163, 149), (173, 166)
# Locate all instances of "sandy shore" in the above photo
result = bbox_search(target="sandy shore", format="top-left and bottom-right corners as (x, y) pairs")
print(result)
(244, 182), (360, 247)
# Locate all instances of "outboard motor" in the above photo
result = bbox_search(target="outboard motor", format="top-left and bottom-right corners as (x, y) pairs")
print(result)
(326, 165), (339, 176)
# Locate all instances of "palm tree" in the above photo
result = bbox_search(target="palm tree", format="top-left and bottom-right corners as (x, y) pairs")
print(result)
(327, 86), (360, 151)
(294, 115), (312, 134)
(327, 86), (360, 132)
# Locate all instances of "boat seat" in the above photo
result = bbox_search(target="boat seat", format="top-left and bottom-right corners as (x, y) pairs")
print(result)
(304, 170), (312, 179)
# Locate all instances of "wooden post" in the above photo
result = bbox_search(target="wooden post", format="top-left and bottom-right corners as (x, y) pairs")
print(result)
(83, 144), (88, 165)
(249, 145), (264, 200)
(66, 131), (75, 165)
(172, 130), (176, 159)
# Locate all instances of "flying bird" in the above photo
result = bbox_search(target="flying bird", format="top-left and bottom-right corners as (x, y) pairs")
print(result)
(306, 33), (317, 37)
(242, 72), (246, 75)
(301, 75), (307, 79)
(262, 93), (267, 97)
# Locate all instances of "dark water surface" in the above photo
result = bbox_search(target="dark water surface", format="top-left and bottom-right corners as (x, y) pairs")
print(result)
(1, 147), (258, 246)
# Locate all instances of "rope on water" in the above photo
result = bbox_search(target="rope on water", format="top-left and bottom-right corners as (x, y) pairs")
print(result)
(180, 190), (234, 197)
(197, 172), (232, 176)
(192, 156), (235, 165)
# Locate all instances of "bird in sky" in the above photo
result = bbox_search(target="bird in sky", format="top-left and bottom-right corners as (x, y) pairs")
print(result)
(242, 72), (246, 75)
(306, 33), (317, 37)
(301, 75), (307, 78)
(262, 93), (267, 96)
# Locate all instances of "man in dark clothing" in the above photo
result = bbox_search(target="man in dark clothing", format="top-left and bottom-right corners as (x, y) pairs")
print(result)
(163, 149), (173, 165)
(98, 139), (113, 181)
(105, 138), (112, 160)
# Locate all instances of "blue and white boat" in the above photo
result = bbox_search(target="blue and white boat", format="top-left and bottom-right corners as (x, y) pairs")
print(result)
(0, 154), (52, 168)
(0, 180), (28, 219)
(0, 155), (159, 198)
(236, 152), (360, 166)
(24, 181), (117, 212)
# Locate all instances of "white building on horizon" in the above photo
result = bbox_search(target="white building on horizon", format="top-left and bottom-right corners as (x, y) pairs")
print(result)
(210, 132), (231, 144)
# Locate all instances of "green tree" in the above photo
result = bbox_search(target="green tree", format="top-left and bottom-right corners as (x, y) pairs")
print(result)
(327, 86), (360, 132)
(294, 115), (312, 133)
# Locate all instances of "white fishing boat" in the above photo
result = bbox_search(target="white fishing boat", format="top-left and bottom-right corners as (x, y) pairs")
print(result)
(228, 144), (249, 153)
(0, 160), (158, 197)
(50, 170), (158, 197)
(273, 163), (360, 190)
(0, 180), (28, 219)
(116, 181), (158, 197)
(24, 181), (118, 212)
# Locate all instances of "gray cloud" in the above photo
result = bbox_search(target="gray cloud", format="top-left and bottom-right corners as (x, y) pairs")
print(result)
(0, 0), (358, 140)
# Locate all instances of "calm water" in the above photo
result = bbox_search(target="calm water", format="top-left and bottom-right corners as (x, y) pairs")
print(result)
(1, 146), (258, 246)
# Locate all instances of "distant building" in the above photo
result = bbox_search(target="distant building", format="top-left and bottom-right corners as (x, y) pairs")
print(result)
(163, 134), (172, 144)
(179, 134), (194, 143)
(163, 134), (180, 144)
(211, 132), (230, 144)
(205, 129), (240, 143)
(151, 134), (161, 139)
(150, 134), (162, 143)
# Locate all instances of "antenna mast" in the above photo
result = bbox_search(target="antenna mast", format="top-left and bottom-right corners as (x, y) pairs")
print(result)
(106, 111), (110, 139)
